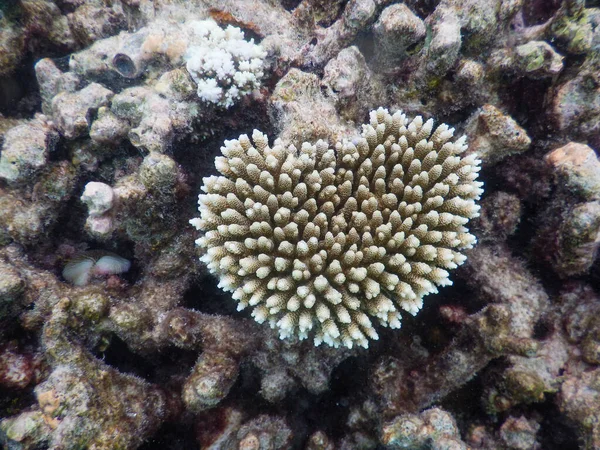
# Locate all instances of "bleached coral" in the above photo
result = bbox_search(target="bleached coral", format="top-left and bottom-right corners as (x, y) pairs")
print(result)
(184, 19), (267, 108)
(191, 108), (483, 348)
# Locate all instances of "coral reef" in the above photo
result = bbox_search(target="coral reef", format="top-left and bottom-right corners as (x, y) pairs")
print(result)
(1, 0), (600, 448)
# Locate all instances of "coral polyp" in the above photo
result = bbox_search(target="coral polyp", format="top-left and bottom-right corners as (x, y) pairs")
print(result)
(191, 108), (483, 348)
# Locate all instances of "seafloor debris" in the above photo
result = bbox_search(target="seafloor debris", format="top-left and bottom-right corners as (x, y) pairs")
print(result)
(1, 0), (600, 448)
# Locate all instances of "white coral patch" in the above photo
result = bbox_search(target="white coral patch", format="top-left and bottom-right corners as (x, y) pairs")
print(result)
(184, 19), (267, 108)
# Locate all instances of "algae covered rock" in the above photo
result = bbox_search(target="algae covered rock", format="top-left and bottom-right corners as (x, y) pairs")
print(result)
(0, 116), (57, 184)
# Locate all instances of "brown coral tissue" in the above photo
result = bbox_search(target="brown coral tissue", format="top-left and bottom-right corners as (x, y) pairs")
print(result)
(191, 108), (483, 349)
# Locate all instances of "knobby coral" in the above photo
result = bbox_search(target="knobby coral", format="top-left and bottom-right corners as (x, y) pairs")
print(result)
(190, 108), (483, 348)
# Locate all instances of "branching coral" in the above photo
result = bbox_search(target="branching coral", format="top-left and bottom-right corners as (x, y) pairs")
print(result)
(184, 19), (267, 108)
(191, 108), (483, 349)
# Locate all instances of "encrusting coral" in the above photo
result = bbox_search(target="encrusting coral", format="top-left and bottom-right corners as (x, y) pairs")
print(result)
(191, 107), (483, 349)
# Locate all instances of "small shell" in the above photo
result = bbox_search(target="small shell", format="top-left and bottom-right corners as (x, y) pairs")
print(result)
(62, 257), (95, 286)
(62, 251), (131, 286)
(93, 255), (131, 276)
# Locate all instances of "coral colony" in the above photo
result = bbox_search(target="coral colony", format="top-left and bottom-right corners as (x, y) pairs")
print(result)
(2, 0), (600, 448)
(191, 108), (483, 348)
(184, 20), (267, 108)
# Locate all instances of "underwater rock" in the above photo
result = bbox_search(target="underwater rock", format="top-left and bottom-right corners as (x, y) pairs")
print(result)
(499, 416), (541, 450)
(372, 3), (426, 66)
(0, 297), (168, 449)
(473, 191), (522, 242)
(0, 14), (26, 78)
(0, 115), (58, 185)
(465, 104), (531, 166)
(551, 56), (600, 140)
(381, 407), (467, 450)
(0, 161), (77, 246)
(51, 83), (114, 140)
(196, 407), (244, 449)
(490, 40), (564, 79)
(304, 0), (380, 68)
(270, 68), (351, 145)
(81, 182), (114, 216)
(162, 308), (258, 411)
(322, 46), (386, 122)
(236, 415), (293, 450)
(111, 86), (198, 153)
(89, 106), (129, 145)
(558, 368), (600, 449)
(305, 430), (336, 450)
(0, 258), (25, 325)
(535, 143), (600, 277)
(546, 142), (600, 200)
(547, 1), (594, 55)
(154, 68), (197, 102)
(183, 352), (240, 411)
(35, 58), (82, 116)
(0, 0), (76, 77)
(0, 342), (36, 390)
(549, 201), (600, 277)
(139, 152), (179, 194)
(372, 243), (548, 418)
(420, 7), (462, 80)
(251, 332), (352, 402)
(0, 411), (52, 450)
(66, 2), (128, 47)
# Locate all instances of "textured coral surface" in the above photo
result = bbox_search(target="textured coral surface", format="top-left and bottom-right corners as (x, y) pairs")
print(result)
(192, 108), (482, 348)
(1, 0), (600, 449)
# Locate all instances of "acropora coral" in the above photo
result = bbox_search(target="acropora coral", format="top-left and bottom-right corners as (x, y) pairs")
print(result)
(191, 108), (483, 348)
